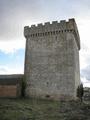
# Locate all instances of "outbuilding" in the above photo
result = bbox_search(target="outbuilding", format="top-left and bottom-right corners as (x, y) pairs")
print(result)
(0, 74), (23, 98)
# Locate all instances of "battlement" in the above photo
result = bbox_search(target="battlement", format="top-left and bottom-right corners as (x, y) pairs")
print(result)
(24, 18), (80, 50)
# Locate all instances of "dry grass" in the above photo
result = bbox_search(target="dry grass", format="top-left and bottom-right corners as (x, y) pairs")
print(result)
(0, 98), (90, 120)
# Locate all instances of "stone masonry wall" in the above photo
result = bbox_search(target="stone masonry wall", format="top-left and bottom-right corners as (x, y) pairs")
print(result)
(24, 18), (80, 100)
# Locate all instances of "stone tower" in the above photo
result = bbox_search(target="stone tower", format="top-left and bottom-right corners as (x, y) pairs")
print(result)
(24, 18), (80, 100)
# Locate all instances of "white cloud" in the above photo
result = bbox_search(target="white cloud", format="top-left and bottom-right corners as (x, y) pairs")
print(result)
(77, 19), (90, 67)
(0, 65), (24, 75)
(76, 18), (90, 87)
(81, 77), (90, 87)
(0, 39), (25, 54)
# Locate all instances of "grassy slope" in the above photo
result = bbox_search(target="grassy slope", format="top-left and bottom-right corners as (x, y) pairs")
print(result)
(0, 98), (90, 120)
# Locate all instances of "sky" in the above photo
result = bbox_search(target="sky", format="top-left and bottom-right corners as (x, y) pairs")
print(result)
(0, 0), (90, 87)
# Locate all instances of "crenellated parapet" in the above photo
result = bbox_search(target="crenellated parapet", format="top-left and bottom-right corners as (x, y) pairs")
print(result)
(24, 18), (80, 50)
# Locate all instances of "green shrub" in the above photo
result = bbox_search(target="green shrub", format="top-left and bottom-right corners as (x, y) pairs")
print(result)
(77, 83), (84, 102)
(21, 76), (26, 97)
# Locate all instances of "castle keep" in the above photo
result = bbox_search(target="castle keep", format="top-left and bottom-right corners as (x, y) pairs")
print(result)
(24, 18), (80, 100)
